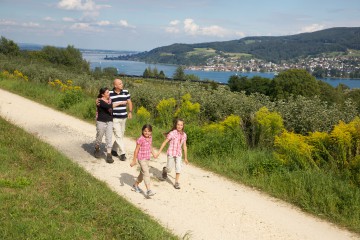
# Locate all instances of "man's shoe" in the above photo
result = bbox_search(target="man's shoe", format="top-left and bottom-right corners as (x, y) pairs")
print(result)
(162, 167), (168, 179)
(106, 153), (114, 163)
(111, 150), (119, 157)
(94, 146), (101, 158)
(120, 154), (126, 161)
(174, 182), (180, 189)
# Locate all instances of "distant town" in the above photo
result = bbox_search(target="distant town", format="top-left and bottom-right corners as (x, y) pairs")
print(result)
(187, 54), (360, 79)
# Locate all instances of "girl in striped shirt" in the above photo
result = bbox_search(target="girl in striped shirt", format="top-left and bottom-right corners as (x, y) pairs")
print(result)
(156, 118), (189, 189)
(130, 124), (156, 197)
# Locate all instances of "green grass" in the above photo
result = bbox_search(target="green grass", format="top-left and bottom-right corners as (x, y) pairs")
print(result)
(0, 116), (177, 240)
(186, 149), (360, 233)
(186, 48), (217, 56)
(1, 75), (360, 235)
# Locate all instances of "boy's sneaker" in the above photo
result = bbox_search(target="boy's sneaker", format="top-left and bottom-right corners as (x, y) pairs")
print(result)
(94, 146), (101, 158)
(162, 167), (168, 179)
(146, 190), (156, 197)
(111, 150), (119, 157)
(132, 185), (141, 193)
(174, 182), (180, 189)
(106, 153), (114, 163)
(120, 154), (126, 161)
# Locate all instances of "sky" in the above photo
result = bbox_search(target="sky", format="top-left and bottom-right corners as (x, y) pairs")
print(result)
(0, 0), (359, 51)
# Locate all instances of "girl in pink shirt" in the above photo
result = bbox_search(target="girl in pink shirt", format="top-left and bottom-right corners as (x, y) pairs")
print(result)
(156, 119), (189, 189)
(130, 124), (156, 197)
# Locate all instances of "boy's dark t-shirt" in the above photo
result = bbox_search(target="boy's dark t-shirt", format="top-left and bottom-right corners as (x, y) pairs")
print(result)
(96, 99), (113, 122)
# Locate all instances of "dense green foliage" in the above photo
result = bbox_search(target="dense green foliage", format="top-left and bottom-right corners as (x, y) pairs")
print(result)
(228, 69), (360, 115)
(117, 27), (360, 64)
(0, 36), (20, 56)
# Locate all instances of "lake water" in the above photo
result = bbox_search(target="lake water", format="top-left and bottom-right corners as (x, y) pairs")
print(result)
(82, 51), (360, 89)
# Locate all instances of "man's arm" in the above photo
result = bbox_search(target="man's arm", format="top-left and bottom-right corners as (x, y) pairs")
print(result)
(127, 99), (133, 119)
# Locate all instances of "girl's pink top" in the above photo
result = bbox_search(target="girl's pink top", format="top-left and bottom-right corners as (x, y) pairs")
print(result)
(166, 130), (187, 157)
(136, 135), (152, 160)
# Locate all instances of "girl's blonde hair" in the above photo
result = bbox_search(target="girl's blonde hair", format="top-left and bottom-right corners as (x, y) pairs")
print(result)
(164, 118), (184, 136)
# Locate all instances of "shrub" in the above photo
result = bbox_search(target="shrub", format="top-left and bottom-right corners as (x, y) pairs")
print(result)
(274, 130), (318, 170)
(329, 117), (360, 170)
(156, 98), (176, 127)
(82, 100), (97, 120)
(59, 89), (84, 109)
(136, 106), (151, 124)
(253, 106), (284, 147)
(174, 93), (200, 124)
(193, 115), (246, 158)
(306, 131), (335, 169)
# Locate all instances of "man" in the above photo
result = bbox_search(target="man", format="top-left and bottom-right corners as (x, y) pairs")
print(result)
(110, 78), (133, 161)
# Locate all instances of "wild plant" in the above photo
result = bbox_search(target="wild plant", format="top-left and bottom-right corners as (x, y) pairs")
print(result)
(174, 93), (200, 124)
(192, 114), (246, 158)
(274, 130), (318, 170)
(253, 106), (284, 148)
(156, 97), (176, 128)
(136, 106), (151, 124)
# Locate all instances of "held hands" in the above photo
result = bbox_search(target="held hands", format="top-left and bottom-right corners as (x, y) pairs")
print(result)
(130, 159), (137, 167)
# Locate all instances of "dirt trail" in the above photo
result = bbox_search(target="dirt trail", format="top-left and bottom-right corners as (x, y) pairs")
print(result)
(0, 88), (358, 240)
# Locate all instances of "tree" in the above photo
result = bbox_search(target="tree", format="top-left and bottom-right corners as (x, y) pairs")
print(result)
(345, 89), (360, 114)
(92, 67), (102, 79)
(248, 76), (272, 95)
(173, 66), (185, 80)
(153, 67), (159, 78)
(185, 74), (200, 81)
(103, 67), (117, 76)
(143, 67), (151, 78)
(39, 45), (89, 72)
(159, 70), (166, 79)
(272, 69), (320, 99)
(228, 75), (249, 92)
(0, 36), (20, 56)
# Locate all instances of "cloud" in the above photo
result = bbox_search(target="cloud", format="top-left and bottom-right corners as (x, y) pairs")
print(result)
(235, 31), (245, 38)
(184, 18), (200, 35)
(97, 20), (110, 26)
(0, 19), (40, 28)
(300, 24), (325, 33)
(165, 27), (180, 33)
(82, 11), (100, 20)
(69, 22), (100, 32)
(44, 17), (55, 22)
(201, 25), (227, 37)
(57, 0), (110, 11)
(166, 18), (238, 38)
(169, 20), (180, 26)
(63, 17), (75, 22)
(117, 20), (135, 29)
(22, 22), (40, 28)
(165, 20), (180, 33)
(0, 19), (17, 26)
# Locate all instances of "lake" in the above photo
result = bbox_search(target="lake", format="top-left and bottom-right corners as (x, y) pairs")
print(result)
(82, 51), (360, 89)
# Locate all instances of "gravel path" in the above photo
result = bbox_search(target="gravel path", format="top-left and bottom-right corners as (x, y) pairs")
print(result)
(0, 88), (358, 240)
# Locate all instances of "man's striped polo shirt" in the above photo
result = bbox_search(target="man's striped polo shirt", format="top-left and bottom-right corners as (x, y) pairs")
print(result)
(109, 88), (131, 119)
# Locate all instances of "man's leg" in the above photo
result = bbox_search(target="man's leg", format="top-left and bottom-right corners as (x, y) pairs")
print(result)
(112, 118), (127, 160)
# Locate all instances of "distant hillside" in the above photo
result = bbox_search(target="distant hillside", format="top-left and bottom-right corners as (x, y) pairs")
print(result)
(115, 27), (360, 65)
